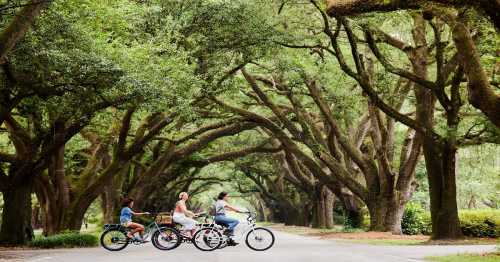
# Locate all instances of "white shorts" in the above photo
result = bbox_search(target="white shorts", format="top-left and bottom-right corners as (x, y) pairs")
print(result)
(172, 213), (197, 230)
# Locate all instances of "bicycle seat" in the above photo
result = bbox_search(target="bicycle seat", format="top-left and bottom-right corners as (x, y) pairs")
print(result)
(215, 221), (228, 227)
(103, 224), (123, 230)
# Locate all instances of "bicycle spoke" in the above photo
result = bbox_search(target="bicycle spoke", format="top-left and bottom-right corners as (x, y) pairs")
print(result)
(245, 228), (275, 251)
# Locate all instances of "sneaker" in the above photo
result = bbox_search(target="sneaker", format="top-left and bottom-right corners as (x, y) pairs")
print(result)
(227, 239), (239, 246)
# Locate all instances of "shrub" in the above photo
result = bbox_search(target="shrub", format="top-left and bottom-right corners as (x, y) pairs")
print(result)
(421, 212), (432, 235)
(417, 209), (499, 238)
(459, 209), (500, 238)
(402, 202), (426, 235)
(29, 232), (98, 248)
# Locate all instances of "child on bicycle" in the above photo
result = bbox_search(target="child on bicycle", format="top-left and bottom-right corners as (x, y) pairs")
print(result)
(120, 198), (149, 242)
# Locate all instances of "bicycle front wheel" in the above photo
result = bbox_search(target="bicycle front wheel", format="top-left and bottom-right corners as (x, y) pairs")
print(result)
(100, 230), (129, 251)
(245, 227), (275, 251)
(152, 227), (182, 250)
(192, 227), (222, 251)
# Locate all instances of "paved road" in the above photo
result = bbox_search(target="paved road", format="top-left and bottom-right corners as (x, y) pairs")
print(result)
(0, 231), (496, 262)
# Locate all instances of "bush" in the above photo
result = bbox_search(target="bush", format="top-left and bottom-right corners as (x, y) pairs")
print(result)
(402, 202), (426, 235)
(417, 209), (499, 238)
(29, 232), (98, 248)
(421, 212), (432, 235)
(459, 209), (500, 238)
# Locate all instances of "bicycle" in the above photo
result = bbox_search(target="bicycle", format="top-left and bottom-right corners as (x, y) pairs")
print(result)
(193, 211), (275, 251)
(189, 214), (225, 251)
(100, 212), (181, 251)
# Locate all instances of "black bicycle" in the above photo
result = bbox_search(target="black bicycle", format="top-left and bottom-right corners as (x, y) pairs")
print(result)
(100, 212), (181, 251)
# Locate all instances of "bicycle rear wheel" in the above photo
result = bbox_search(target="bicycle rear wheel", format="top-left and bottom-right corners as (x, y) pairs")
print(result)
(152, 227), (182, 250)
(218, 236), (229, 249)
(192, 227), (222, 251)
(245, 227), (275, 251)
(100, 230), (129, 251)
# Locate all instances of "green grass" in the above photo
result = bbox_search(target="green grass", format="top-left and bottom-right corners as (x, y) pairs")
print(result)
(269, 224), (363, 235)
(340, 239), (426, 245)
(426, 253), (500, 262)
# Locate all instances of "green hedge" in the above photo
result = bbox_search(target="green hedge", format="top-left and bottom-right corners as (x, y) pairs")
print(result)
(459, 210), (500, 238)
(402, 205), (500, 238)
(29, 232), (98, 248)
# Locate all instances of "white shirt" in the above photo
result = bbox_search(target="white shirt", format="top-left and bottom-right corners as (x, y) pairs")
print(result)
(215, 200), (227, 215)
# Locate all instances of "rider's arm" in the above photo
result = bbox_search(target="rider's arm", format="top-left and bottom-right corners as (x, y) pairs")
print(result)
(178, 201), (195, 217)
(224, 203), (243, 213)
(131, 210), (149, 216)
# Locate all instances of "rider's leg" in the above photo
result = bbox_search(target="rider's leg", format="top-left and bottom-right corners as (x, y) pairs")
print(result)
(126, 223), (140, 238)
(184, 218), (197, 238)
(128, 222), (144, 239)
(174, 216), (197, 238)
(215, 216), (239, 234)
(225, 218), (239, 234)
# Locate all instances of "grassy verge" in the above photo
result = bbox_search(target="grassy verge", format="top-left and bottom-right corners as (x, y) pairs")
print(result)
(426, 252), (500, 262)
(270, 224), (498, 246)
(339, 239), (426, 245)
(268, 224), (363, 235)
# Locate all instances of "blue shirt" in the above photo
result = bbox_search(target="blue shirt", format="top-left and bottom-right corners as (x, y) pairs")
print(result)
(120, 207), (133, 223)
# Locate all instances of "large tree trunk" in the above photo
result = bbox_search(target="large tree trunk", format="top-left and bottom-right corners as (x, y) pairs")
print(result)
(366, 192), (407, 234)
(312, 185), (333, 228)
(411, 13), (462, 239)
(329, 182), (363, 228)
(101, 174), (125, 224)
(323, 186), (334, 229)
(423, 141), (462, 239)
(0, 179), (33, 245)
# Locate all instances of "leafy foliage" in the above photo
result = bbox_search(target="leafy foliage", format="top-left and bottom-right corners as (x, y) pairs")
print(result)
(29, 232), (98, 248)
(401, 202), (426, 235)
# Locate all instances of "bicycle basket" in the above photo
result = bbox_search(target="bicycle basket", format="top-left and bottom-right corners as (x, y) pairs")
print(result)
(155, 213), (172, 224)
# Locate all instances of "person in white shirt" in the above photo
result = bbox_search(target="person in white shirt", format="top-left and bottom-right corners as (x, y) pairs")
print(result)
(214, 192), (243, 245)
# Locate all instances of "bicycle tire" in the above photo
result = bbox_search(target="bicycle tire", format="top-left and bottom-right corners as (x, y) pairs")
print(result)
(218, 236), (229, 249)
(245, 227), (275, 251)
(192, 227), (223, 251)
(152, 227), (182, 250)
(100, 229), (129, 251)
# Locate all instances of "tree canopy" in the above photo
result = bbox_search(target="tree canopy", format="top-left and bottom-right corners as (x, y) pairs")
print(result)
(0, 0), (498, 245)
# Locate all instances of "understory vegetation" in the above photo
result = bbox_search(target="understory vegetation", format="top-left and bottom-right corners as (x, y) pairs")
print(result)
(29, 232), (98, 249)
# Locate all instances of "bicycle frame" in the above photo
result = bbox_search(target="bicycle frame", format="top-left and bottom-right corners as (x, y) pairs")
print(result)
(125, 213), (171, 240)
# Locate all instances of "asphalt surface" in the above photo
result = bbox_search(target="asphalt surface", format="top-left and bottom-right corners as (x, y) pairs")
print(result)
(0, 230), (496, 262)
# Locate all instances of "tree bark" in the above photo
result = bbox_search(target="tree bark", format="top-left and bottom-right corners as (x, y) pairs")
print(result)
(452, 22), (500, 127)
(423, 141), (462, 239)
(325, 0), (500, 31)
(366, 195), (406, 234)
(323, 186), (334, 229)
(312, 185), (332, 228)
(411, 14), (462, 239)
(0, 178), (33, 245)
